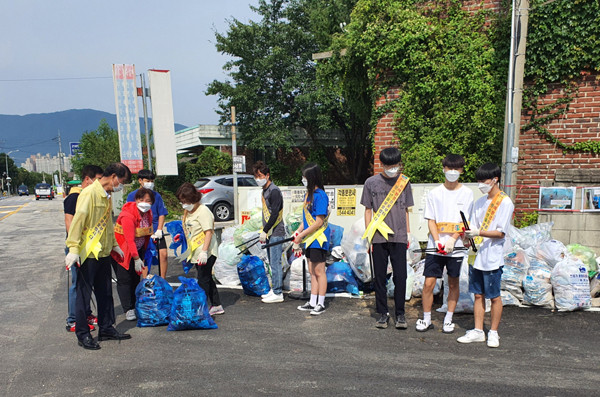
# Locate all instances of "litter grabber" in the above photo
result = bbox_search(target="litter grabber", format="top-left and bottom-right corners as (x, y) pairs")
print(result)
(460, 210), (477, 253)
(261, 236), (294, 249)
(288, 257), (310, 300)
(411, 247), (469, 254)
(235, 236), (259, 249)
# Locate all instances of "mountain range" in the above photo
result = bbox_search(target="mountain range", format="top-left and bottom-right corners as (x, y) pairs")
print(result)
(0, 109), (188, 163)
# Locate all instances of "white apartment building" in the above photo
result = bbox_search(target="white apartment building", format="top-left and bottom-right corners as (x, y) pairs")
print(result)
(21, 153), (71, 174)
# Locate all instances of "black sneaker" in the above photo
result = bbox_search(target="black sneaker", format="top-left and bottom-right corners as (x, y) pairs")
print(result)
(297, 302), (314, 312)
(395, 315), (408, 329)
(375, 313), (390, 329)
(310, 304), (326, 316)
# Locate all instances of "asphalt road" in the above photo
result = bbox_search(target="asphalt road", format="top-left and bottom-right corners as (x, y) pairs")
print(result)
(0, 195), (599, 396)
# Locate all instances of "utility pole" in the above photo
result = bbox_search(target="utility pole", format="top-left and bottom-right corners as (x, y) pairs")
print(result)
(502, 0), (529, 201)
(55, 131), (64, 195)
(231, 106), (239, 225)
(140, 73), (152, 171)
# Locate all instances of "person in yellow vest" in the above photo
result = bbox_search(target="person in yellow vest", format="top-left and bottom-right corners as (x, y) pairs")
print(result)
(252, 161), (286, 303)
(293, 163), (331, 315)
(361, 147), (414, 329)
(63, 164), (103, 332)
(65, 162), (131, 350)
(458, 163), (514, 348)
(175, 182), (223, 315)
(417, 154), (473, 334)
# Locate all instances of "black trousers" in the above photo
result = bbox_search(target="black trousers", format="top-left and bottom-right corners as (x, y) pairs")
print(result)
(372, 242), (407, 317)
(75, 256), (115, 340)
(111, 248), (144, 313)
(196, 255), (220, 306)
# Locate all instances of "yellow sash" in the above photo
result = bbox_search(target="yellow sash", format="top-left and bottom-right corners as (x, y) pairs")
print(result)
(474, 191), (508, 245)
(114, 223), (153, 237)
(182, 214), (206, 261)
(362, 174), (409, 243)
(261, 194), (283, 236)
(78, 199), (111, 263)
(68, 187), (82, 195)
(436, 222), (464, 233)
(302, 194), (329, 248)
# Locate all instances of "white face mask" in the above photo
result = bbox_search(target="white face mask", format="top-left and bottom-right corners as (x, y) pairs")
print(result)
(255, 178), (267, 187)
(384, 167), (399, 177)
(445, 170), (460, 183)
(301, 177), (308, 187)
(143, 182), (155, 190)
(137, 202), (151, 213)
(113, 181), (124, 192)
(181, 203), (194, 211)
(478, 179), (496, 194)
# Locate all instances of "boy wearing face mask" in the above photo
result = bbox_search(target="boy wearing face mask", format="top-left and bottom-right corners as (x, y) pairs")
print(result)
(457, 163), (513, 348)
(416, 154), (473, 334)
(252, 161), (286, 303)
(126, 169), (169, 279)
(361, 147), (414, 329)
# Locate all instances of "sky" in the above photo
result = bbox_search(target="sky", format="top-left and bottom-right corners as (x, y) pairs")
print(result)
(0, 0), (259, 131)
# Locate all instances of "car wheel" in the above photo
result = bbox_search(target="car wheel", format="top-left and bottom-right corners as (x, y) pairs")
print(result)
(212, 202), (232, 221)
(36, 197), (39, 200)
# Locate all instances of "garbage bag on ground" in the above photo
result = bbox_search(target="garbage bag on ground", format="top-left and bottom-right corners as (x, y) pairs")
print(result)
(240, 231), (269, 265)
(501, 290), (521, 306)
(505, 222), (553, 251)
(537, 240), (568, 268)
(328, 224), (344, 248)
(567, 244), (598, 275)
(522, 258), (554, 309)
(551, 256), (592, 311)
(288, 255), (310, 292)
(340, 218), (371, 283)
(135, 275), (174, 327)
(233, 208), (262, 247)
(220, 226), (237, 245)
(214, 243), (242, 286)
(502, 247), (530, 301)
(385, 264), (415, 301)
(326, 260), (359, 295)
(437, 258), (475, 313)
(167, 277), (217, 331)
(411, 259), (442, 298)
(407, 233), (422, 265)
(237, 255), (271, 297)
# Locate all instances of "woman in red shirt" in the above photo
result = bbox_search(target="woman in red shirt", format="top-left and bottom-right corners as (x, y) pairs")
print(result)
(112, 188), (154, 321)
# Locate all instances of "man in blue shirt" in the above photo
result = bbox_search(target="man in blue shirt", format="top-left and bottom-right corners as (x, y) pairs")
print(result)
(126, 169), (169, 278)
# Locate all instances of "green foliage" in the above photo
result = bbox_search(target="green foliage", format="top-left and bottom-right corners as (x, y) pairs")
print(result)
(71, 120), (120, 175)
(522, 0), (600, 153)
(185, 147), (233, 182)
(514, 211), (538, 229)
(344, 0), (508, 182)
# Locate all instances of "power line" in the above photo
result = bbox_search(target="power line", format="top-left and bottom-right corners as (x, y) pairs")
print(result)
(0, 76), (112, 82)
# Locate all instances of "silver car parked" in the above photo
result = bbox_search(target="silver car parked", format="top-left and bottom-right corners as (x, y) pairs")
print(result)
(194, 174), (258, 221)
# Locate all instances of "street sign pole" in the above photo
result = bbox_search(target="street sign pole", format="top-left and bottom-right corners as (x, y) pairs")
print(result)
(231, 106), (239, 225)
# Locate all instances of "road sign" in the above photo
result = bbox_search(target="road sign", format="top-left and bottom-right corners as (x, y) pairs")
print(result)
(233, 155), (246, 173)
(70, 142), (80, 156)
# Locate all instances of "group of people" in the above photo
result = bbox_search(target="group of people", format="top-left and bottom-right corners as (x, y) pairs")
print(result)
(63, 146), (513, 351)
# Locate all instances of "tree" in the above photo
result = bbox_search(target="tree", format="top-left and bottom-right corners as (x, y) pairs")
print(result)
(0, 153), (20, 193)
(71, 119), (120, 176)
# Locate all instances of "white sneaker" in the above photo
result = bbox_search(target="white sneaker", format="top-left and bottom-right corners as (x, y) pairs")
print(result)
(487, 331), (500, 348)
(442, 322), (455, 334)
(262, 292), (284, 303)
(415, 319), (433, 332)
(125, 309), (137, 321)
(457, 329), (485, 344)
(261, 290), (274, 299)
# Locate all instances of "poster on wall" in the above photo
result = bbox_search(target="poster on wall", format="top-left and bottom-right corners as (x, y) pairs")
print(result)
(336, 188), (356, 216)
(325, 188), (336, 211)
(538, 187), (576, 210)
(581, 187), (600, 212)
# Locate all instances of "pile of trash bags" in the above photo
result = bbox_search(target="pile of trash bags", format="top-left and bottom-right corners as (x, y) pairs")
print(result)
(135, 274), (174, 327)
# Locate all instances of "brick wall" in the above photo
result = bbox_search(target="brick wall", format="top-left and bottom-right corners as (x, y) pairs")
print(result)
(516, 73), (600, 216)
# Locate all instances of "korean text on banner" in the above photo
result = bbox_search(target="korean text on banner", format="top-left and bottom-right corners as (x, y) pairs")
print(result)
(148, 69), (178, 176)
(112, 64), (144, 173)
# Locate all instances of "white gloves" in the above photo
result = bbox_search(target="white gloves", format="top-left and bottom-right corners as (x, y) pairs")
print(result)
(112, 246), (124, 261)
(444, 236), (456, 254)
(151, 229), (164, 240)
(134, 258), (145, 274)
(292, 243), (302, 258)
(65, 253), (80, 270)
(198, 250), (208, 265)
(259, 231), (268, 244)
(465, 228), (480, 238)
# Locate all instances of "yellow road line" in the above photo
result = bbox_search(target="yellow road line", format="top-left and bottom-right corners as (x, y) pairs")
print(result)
(0, 205), (22, 208)
(0, 203), (28, 222)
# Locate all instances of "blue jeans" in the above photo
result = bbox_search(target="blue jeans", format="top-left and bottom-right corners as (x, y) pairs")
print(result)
(267, 235), (284, 295)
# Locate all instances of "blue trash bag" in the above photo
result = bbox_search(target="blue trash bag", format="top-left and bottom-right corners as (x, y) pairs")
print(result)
(167, 276), (218, 331)
(181, 259), (194, 275)
(135, 275), (174, 327)
(326, 260), (360, 295)
(165, 220), (188, 257)
(328, 224), (344, 248)
(143, 238), (159, 273)
(237, 255), (271, 297)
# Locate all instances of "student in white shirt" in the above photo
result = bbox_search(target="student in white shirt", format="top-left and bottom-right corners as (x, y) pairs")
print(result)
(417, 154), (473, 334)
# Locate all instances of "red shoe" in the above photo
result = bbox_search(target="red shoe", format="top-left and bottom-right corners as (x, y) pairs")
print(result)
(66, 323), (96, 332)
(87, 315), (98, 326)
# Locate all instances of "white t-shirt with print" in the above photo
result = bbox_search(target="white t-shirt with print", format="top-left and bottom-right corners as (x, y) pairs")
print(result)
(424, 184), (474, 257)
(471, 195), (514, 271)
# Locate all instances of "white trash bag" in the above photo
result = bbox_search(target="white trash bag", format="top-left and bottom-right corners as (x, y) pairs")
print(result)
(522, 258), (554, 309)
(214, 243), (242, 286)
(386, 264), (415, 301)
(551, 256), (592, 311)
(411, 259), (442, 298)
(437, 258), (476, 313)
(537, 240), (567, 268)
(341, 218), (371, 283)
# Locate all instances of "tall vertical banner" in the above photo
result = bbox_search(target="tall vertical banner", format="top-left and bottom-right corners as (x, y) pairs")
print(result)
(112, 64), (144, 173)
(148, 69), (178, 175)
